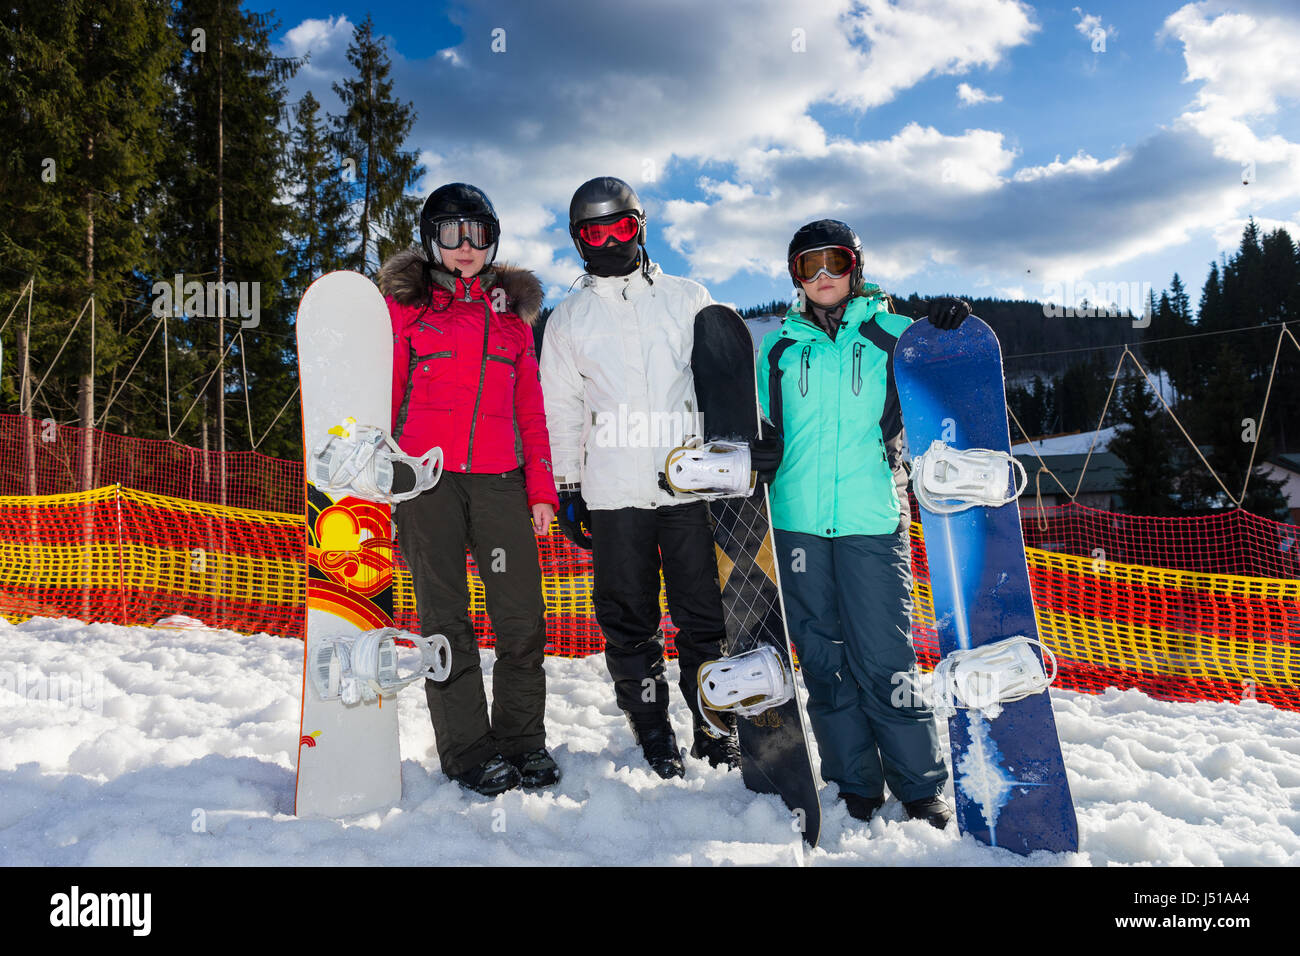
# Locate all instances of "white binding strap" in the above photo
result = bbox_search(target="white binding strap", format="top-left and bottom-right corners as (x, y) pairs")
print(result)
(912, 439), (1027, 515)
(311, 629), (453, 705)
(930, 636), (1058, 720)
(312, 418), (443, 504)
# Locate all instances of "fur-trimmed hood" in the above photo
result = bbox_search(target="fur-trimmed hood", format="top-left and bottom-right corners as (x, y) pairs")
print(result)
(377, 247), (544, 325)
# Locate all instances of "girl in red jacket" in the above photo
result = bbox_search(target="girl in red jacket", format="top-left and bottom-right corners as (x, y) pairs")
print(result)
(378, 183), (560, 795)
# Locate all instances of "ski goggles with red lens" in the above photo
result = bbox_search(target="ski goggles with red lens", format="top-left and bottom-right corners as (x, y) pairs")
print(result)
(792, 245), (856, 282)
(432, 218), (497, 250)
(577, 215), (641, 247)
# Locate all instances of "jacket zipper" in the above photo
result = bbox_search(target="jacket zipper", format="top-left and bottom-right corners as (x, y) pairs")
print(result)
(852, 342), (863, 396)
(799, 346), (811, 396)
(465, 299), (492, 471)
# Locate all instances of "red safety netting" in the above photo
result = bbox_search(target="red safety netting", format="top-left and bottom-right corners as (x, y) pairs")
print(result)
(1, 415), (1296, 711)
(1019, 500), (1300, 579)
(0, 414), (300, 513)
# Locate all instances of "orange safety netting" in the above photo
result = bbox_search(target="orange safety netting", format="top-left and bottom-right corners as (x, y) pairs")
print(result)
(0, 414), (1296, 711)
(1020, 501), (1300, 579)
(0, 485), (663, 657)
(908, 525), (1299, 712)
(0, 414), (301, 513)
(1, 485), (1296, 712)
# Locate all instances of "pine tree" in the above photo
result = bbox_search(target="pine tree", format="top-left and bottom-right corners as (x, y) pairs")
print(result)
(1199, 260), (1224, 332)
(1186, 350), (1289, 517)
(1141, 279), (1198, 409)
(1108, 369), (1183, 515)
(286, 91), (354, 304)
(0, 0), (176, 487)
(1166, 273), (1193, 405)
(330, 15), (423, 276)
(1054, 355), (1112, 433)
(1258, 228), (1298, 454)
(146, 0), (301, 469)
(1010, 374), (1054, 437)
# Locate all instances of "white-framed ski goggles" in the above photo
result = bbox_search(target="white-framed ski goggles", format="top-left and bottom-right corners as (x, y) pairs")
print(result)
(432, 218), (498, 250)
(792, 244), (856, 282)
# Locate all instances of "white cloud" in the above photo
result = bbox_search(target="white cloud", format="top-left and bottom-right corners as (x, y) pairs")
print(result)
(1160, 2), (1300, 208)
(662, 124), (1021, 284)
(1212, 216), (1300, 250)
(275, 0), (1038, 289)
(1012, 150), (1125, 183)
(662, 3), (1300, 290)
(956, 83), (1003, 106)
(831, 0), (1038, 109)
(1163, 1), (1300, 127)
(1072, 7), (1115, 44)
(278, 16), (354, 83)
(273, 0), (1300, 299)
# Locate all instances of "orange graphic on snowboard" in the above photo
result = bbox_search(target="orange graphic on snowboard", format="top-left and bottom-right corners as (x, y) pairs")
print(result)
(306, 493), (395, 631)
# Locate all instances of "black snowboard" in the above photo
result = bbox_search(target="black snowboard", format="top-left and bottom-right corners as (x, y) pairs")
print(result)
(691, 305), (822, 847)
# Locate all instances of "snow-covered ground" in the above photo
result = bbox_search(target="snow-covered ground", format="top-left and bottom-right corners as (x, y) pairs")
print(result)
(1, 616), (1297, 866)
(1012, 426), (1117, 455)
(744, 314), (784, 348)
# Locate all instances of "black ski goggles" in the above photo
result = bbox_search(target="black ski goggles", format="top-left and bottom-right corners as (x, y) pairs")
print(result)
(792, 245), (856, 282)
(431, 218), (498, 250)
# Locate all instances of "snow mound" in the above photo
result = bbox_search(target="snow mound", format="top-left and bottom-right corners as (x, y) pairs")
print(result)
(1, 616), (1296, 866)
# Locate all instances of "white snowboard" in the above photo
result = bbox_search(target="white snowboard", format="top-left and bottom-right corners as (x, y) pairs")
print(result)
(294, 271), (403, 817)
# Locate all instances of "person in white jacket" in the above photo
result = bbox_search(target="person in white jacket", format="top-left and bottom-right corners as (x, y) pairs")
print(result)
(539, 176), (739, 778)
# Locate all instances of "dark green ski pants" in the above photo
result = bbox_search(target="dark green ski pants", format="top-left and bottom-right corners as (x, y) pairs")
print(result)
(394, 469), (547, 777)
(774, 528), (948, 802)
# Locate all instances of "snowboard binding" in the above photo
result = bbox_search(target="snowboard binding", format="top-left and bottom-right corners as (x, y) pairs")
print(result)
(929, 636), (1058, 720)
(696, 646), (795, 737)
(912, 439), (1027, 514)
(311, 417), (444, 505)
(661, 436), (754, 501)
(309, 628), (453, 705)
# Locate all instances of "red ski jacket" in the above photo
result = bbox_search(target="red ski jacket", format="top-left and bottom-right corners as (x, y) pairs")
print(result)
(378, 249), (558, 509)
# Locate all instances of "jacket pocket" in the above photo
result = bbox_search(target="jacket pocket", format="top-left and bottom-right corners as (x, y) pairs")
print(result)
(484, 352), (517, 418)
(799, 346), (811, 397)
(412, 349), (455, 406)
(852, 343), (864, 396)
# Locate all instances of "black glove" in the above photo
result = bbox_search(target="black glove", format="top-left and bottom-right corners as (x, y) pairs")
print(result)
(556, 488), (592, 550)
(750, 422), (784, 485)
(923, 297), (971, 330)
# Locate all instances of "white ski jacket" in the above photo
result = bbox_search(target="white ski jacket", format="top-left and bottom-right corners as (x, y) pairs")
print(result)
(539, 263), (713, 510)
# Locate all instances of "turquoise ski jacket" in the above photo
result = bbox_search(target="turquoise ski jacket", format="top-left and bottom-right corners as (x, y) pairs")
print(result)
(757, 285), (914, 537)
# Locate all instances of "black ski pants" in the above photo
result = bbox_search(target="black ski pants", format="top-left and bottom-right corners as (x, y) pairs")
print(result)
(588, 502), (728, 718)
(774, 528), (948, 802)
(394, 469), (547, 777)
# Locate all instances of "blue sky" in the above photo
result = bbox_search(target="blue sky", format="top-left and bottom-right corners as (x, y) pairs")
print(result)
(250, 0), (1300, 315)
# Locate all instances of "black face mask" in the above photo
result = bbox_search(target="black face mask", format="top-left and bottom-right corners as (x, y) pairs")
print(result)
(582, 239), (640, 277)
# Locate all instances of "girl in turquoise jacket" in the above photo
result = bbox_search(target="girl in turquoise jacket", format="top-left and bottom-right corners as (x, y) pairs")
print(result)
(758, 219), (969, 828)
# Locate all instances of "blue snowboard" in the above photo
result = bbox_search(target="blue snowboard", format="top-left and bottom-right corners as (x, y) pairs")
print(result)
(894, 316), (1077, 855)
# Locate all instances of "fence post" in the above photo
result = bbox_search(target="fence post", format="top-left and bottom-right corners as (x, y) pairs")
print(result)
(115, 483), (127, 625)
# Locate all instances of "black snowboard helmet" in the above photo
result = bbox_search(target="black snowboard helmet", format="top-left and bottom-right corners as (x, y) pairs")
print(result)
(787, 219), (864, 292)
(420, 183), (500, 270)
(568, 176), (647, 257)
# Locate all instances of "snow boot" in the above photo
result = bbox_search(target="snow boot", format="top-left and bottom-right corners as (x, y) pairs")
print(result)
(689, 716), (740, 770)
(626, 711), (685, 779)
(506, 748), (561, 789)
(449, 753), (521, 796)
(840, 793), (885, 823)
(903, 795), (954, 829)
